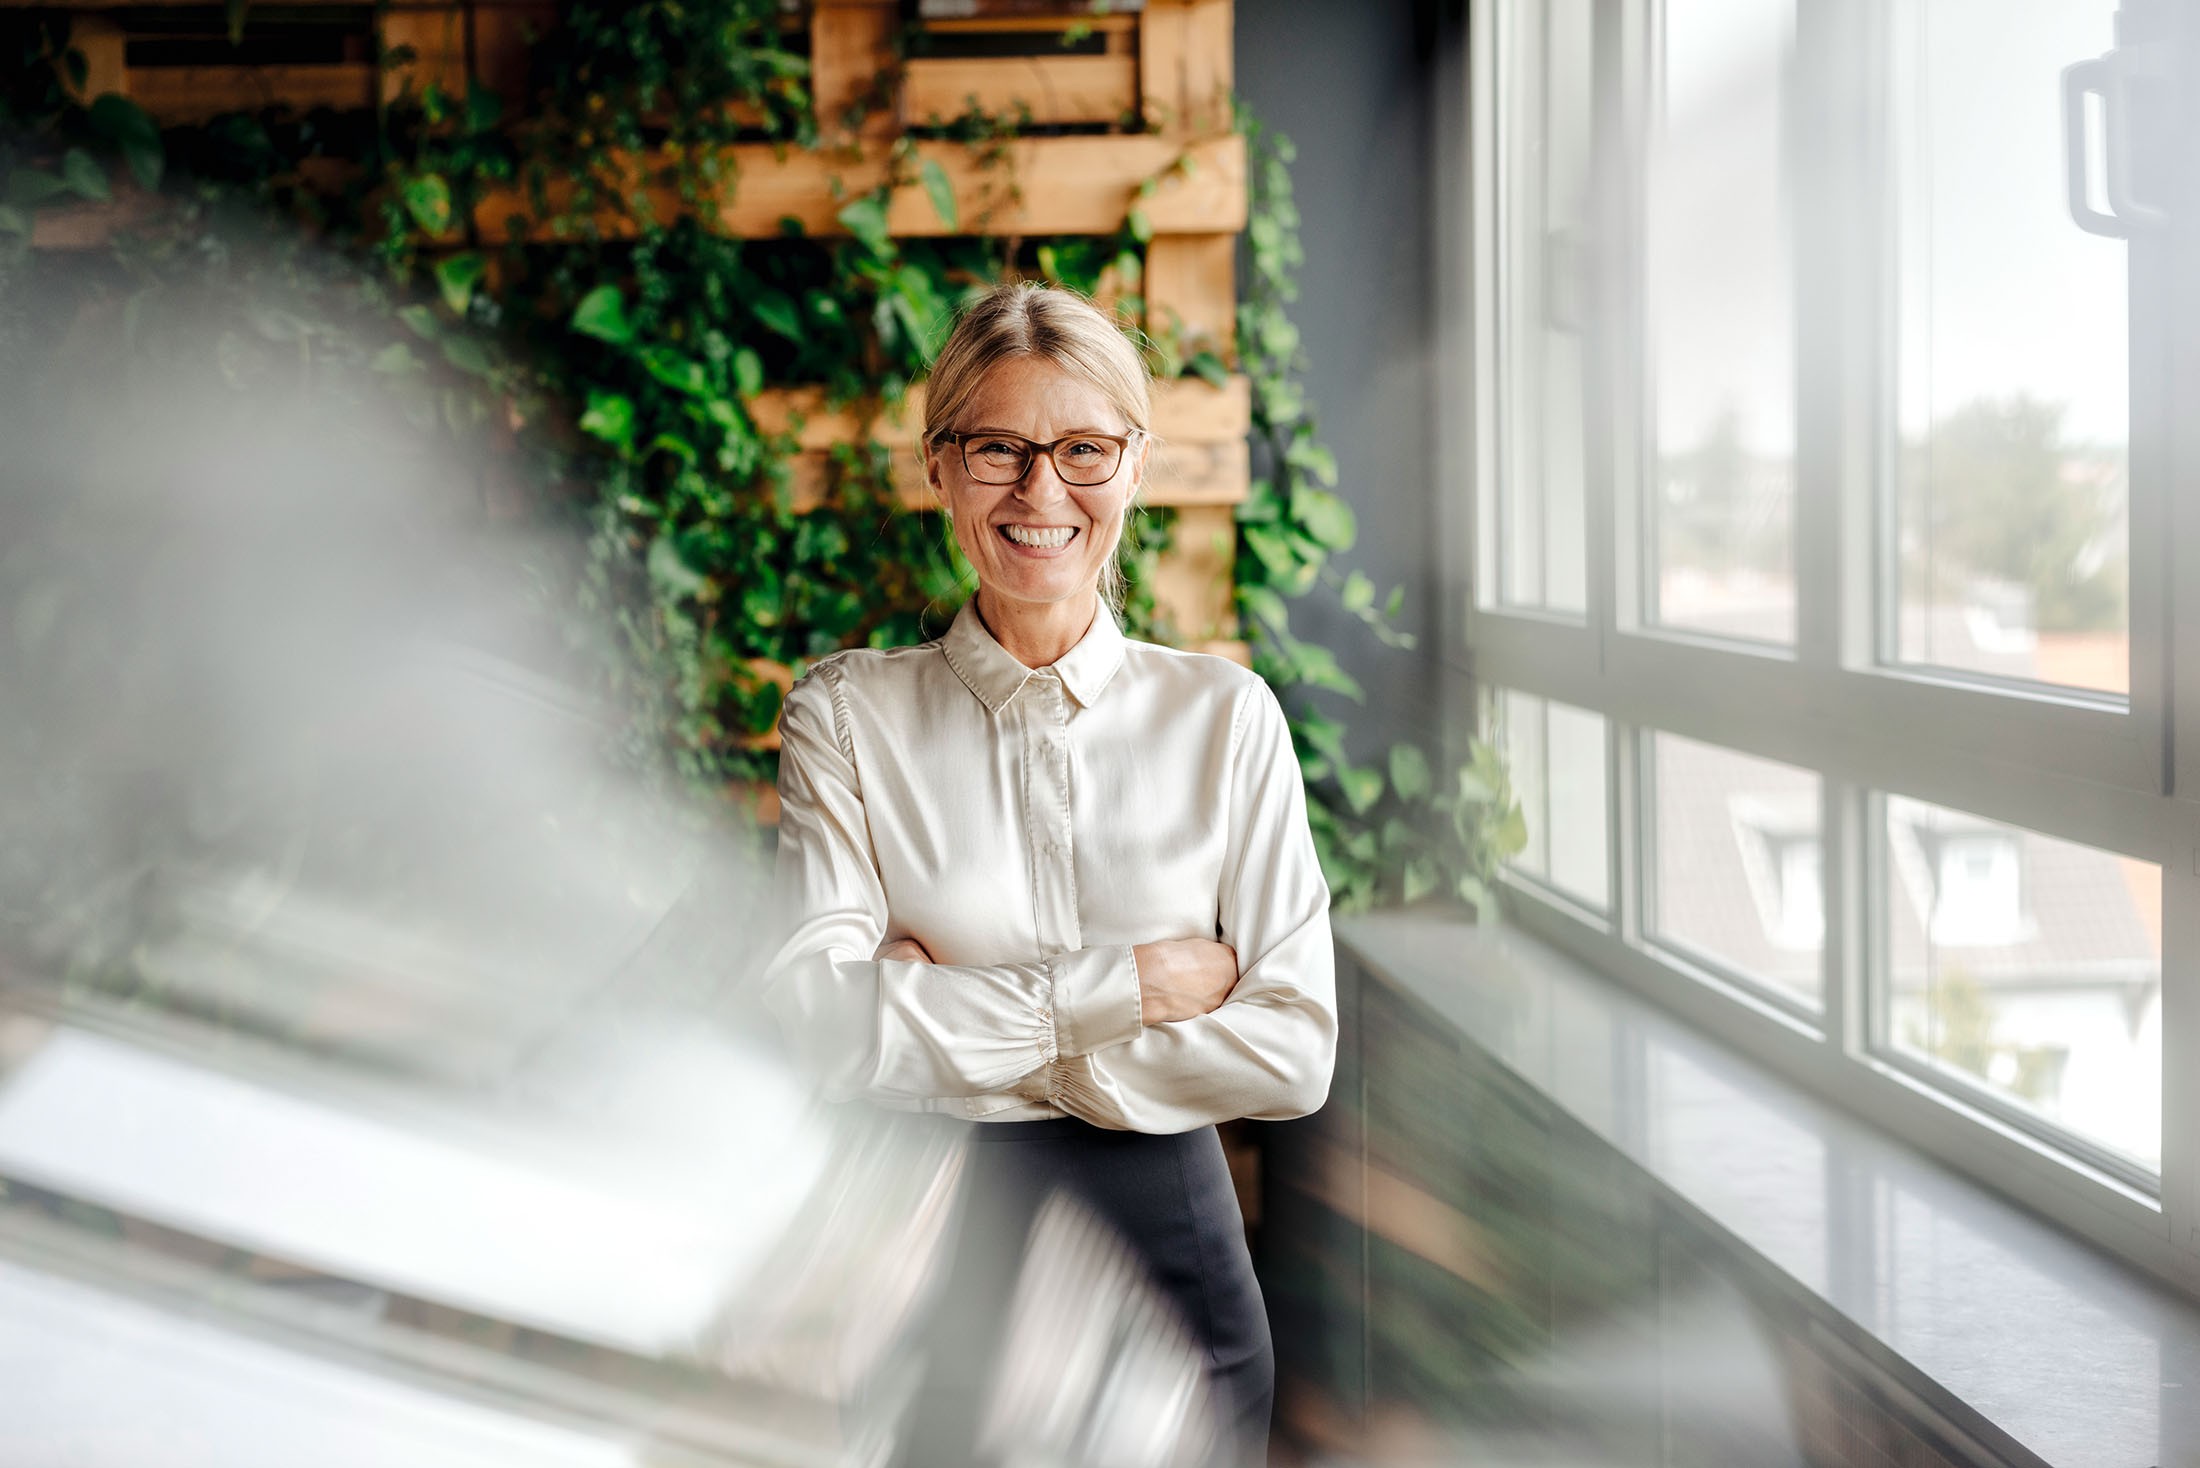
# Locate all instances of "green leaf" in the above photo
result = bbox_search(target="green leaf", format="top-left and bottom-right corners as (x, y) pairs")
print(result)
(465, 81), (504, 132)
(731, 347), (765, 399)
(1184, 349), (1229, 389)
(401, 172), (453, 234)
(647, 534), (708, 599)
(1291, 642), (1364, 702)
(60, 150), (109, 202)
(370, 341), (422, 375)
(396, 304), (440, 339)
(1455, 765), (1495, 803)
(579, 389), (636, 454)
(643, 432), (699, 466)
(1495, 804), (1529, 859)
(1240, 585), (1290, 633)
(225, 0), (252, 45)
(752, 290), (803, 342)
(918, 157), (958, 230)
(570, 285), (635, 345)
(1389, 743), (1432, 803)
(1292, 488), (1356, 551)
(433, 252), (486, 314)
(0, 205), (27, 238)
(438, 333), (492, 375)
(1126, 208), (1153, 244)
(1341, 570), (1375, 613)
(640, 347), (708, 397)
(836, 195), (892, 255)
(88, 96), (163, 191)
(1403, 856), (1439, 905)
(1338, 764), (1384, 816)
(5, 170), (67, 210)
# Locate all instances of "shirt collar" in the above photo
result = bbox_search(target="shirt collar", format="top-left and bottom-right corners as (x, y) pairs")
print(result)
(940, 591), (1128, 713)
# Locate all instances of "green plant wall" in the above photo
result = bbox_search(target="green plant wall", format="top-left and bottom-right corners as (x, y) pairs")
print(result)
(0, 1), (1522, 914)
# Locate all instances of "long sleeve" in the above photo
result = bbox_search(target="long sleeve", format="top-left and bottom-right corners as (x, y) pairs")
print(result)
(1045, 678), (1338, 1133)
(761, 662), (1146, 1106)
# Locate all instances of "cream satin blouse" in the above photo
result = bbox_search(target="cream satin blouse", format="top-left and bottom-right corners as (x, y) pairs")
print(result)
(760, 591), (1337, 1133)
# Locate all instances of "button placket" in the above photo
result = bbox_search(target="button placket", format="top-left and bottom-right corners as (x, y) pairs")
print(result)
(1020, 673), (1081, 965)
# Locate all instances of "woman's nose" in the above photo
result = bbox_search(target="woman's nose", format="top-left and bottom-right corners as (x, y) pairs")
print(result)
(1013, 452), (1070, 505)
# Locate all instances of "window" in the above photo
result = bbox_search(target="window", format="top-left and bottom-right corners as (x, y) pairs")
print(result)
(1643, 0), (1798, 645)
(1491, 689), (1610, 911)
(1466, 0), (2191, 1282)
(1484, 0), (1594, 616)
(1645, 733), (1821, 1007)
(1880, 797), (2161, 1175)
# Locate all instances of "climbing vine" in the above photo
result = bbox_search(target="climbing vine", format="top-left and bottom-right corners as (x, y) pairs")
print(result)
(0, 1), (1518, 915)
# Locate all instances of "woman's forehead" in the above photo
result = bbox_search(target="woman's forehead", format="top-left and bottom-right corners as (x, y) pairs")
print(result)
(962, 357), (1125, 429)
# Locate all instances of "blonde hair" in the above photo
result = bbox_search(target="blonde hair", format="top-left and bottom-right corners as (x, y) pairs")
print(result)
(921, 281), (1154, 615)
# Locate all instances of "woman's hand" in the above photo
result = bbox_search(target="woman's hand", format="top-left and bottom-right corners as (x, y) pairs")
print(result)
(1132, 939), (1240, 1025)
(875, 936), (935, 963)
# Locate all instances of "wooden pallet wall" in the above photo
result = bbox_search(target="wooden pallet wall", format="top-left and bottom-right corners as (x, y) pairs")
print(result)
(21, 0), (1249, 787)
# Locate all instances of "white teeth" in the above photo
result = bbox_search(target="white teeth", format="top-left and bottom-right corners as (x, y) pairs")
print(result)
(1002, 524), (1077, 549)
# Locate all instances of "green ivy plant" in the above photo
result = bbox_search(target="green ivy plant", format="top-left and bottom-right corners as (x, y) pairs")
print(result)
(1230, 107), (1526, 915)
(0, 1), (1520, 917)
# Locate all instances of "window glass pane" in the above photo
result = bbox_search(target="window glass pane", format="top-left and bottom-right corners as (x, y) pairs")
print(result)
(1882, 798), (2160, 1171)
(1490, 0), (1592, 615)
(1645, 0), (1797, 644)
(1647, 733), (1821, 1006)
(1887, 0), (2128, 693)
(1491, 689), (1610, 910)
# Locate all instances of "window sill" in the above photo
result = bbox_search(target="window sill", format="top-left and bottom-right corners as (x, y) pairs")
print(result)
(1333, 907), (2200, 1468)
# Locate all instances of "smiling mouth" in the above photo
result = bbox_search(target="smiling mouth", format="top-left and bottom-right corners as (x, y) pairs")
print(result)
(999, 524), (1080, 550)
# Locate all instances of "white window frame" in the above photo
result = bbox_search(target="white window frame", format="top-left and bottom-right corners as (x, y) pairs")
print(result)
(1451, 0), (2200, 1297)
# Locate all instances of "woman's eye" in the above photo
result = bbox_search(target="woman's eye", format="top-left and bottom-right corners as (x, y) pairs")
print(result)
(1063, 441), (1104, 459)
(976, 440), (1026, 457)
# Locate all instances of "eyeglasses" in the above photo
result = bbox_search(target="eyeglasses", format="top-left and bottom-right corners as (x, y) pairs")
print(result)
(935, 430), (1141, 488)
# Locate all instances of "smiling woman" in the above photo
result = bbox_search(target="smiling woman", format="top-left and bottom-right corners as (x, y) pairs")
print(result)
(760, 281), (1338, 1466)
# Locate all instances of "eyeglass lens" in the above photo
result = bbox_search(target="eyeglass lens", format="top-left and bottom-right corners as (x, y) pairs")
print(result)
(963, 436), (1124, 486)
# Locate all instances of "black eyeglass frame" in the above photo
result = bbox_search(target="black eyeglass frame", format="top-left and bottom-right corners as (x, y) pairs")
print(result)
(932, 429), (1146, 487)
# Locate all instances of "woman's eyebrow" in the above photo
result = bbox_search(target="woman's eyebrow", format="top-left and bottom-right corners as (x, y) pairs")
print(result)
(963, 425), (1121, 437)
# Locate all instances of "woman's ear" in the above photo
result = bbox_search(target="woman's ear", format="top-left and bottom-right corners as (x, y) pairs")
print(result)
(923, 440), (951, 510)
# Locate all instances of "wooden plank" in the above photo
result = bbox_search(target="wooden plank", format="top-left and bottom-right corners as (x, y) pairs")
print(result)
(29, 177), (163, 248)
(127, 62), (377, 121)
(1147, 503), (1237, 643)
(1145, 232), (1238, 356)
(902, 54), (1136, 128)
(1151, 373), (1250, 440)
(62, 15), (126, 102)
(920, 14), (1141, 37)
(1193, 638), (1252, 667)
(729, 780), (781, 827)
(470, 133), (1247, 242)
(1139, 0), (1232, 136)
(378, 6), (466, 106)
(469, 4), (558, 114)
(810, 0), (900, 142)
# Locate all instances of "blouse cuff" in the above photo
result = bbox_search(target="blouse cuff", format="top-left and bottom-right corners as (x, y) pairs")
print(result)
(1047, 943), (1144, 1058)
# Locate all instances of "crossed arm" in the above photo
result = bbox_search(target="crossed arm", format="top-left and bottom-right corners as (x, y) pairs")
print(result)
(760, 666), (1337, 1133)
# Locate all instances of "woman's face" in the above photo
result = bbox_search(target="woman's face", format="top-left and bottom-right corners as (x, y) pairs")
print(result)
(926, 357), (1147, 616)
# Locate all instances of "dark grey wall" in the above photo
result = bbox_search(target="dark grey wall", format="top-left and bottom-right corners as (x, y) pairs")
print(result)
(1234, 0), (1456, 766)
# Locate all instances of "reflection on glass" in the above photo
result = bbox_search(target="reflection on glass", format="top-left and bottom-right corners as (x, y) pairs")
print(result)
(1491, 690), (1610, 910)
(1492, 0), (1592, 615)
(1883, 798), (2161, 1171)
(1646, 0), (1797, 644)
(1889, 0), (2128, 693)
(1647, 733), (1821, 1006)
